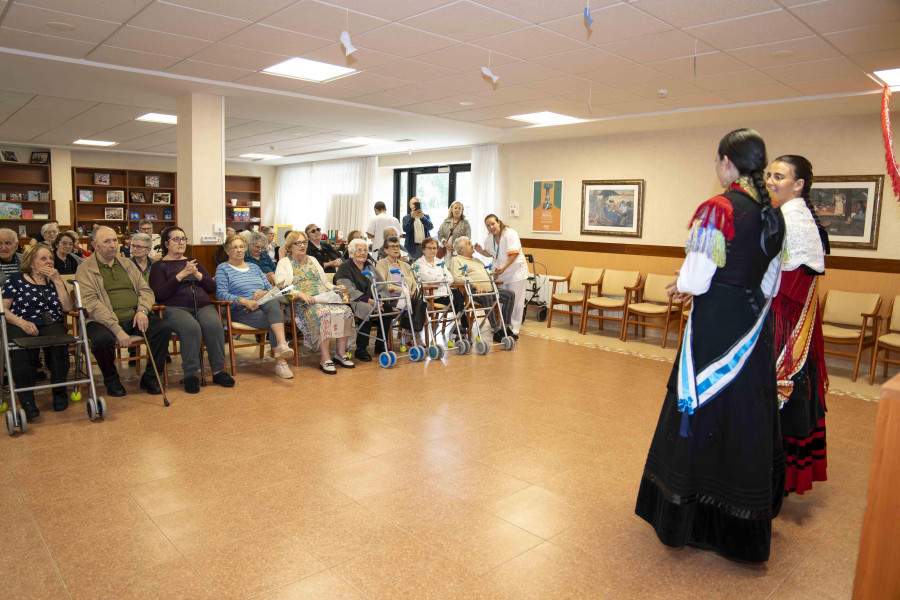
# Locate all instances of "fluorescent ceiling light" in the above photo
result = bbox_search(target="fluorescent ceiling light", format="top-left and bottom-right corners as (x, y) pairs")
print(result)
(874, 68), (900, 86)
(263, 57), (356, 82)
(239, 153), (282, 160)
(506, 111), (585, 126)
(341, 137), (392, 145)
(136, 112), (177, 124)
(73, 139), (117, 147)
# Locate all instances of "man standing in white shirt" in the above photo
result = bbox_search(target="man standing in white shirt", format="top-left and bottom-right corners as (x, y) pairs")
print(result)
(366, 201), (401, 251)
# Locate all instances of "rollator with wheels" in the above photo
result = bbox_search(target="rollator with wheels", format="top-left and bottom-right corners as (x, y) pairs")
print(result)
(1, 281), (106, 436)
(410, 262), (469, 359)
(360, 269), (427, 368)
(458, 264), (516, 355)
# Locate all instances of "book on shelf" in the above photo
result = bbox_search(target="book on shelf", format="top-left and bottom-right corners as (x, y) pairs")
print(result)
(163, 208), (173, 221)
(0, 202), (23, 219)
(32, 213), (49, 219)
(8, 193), (21, 202)
(22, 209), (33, 219)
(27, 191), (39, 202)
(18, 225), (26, 236)
(40, 191), (50, 202)
(0, 193), (5, 201)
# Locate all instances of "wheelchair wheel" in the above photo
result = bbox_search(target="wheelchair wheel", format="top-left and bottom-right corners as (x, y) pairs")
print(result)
(428, 345), (441, 360)
(98, 397), (107, 420)
(501, 336), (515, 351)
(379, 352), (392, 368)
(436, 345), (446, 360)
(474, 340), (490, 355)
(455, 338), (470, 355)
(409, 346), (425, 362)
(6, 409), (15, 436)
(87, 397), (98, 422)
(18, 408), (26, 433)
(537, 306), (548, 322)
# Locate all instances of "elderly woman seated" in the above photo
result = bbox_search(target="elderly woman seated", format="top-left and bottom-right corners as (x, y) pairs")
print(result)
(375, 235), (418, 309)
(215, 234), (295, 379)
(413, 237), (467, 337)
(335, 238), (388, 362)
(448, 236), (516, 342)
(52, 230), (83, 275)
(375, 227), (409, 262)
(275, 230), (354, 374)
(244, 230), (277, 284)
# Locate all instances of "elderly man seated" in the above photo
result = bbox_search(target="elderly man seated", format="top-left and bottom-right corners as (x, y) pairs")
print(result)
(448, 236), (516, 342)
(76, 226), (173, 397)
(0, 227), (23, 287)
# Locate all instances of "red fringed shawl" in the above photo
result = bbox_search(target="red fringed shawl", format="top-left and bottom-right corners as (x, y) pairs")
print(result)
(687, 195), (735, 241)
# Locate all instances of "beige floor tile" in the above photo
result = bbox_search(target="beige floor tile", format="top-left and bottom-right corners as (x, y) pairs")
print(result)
(127, 471), (230, 518)
(31, 486), (149, 546)
(241, 475), (354, 524)
(324, 420), (420, 456)
(16, 463), (124, 508)
(70, 557), (217, 600)
(186, 528), (326, 600)
(4, 439), (103, 478)
(488, 485), (580, 539)
(5, 547), (69, 600)
(374, 441), (476, 478)
(153, 495), (274, 554)
(252, 570), (366, 600)
(360, 482), (484, 536)
(323, 458), (417, 501)
(477, 445), (566, 484)
(425, 463), (531, 507)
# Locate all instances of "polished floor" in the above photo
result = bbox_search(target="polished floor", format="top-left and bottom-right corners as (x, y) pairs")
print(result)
(0, 318), (880, 600)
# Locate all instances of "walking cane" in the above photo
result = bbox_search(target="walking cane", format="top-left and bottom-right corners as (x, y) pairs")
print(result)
(187, 277), (206, 386)
(142, 329), (169, 407)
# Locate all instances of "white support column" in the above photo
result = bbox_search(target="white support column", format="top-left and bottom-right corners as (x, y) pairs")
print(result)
(177, 93), (225, 243)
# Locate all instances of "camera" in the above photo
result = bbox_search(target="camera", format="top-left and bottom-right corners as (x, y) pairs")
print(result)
(413, 201), (421, 211)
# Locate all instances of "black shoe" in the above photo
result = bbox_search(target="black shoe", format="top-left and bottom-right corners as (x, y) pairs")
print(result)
(104, 375), (127, 397)
(53, 391), (69, 412)
(183, 375), (200, 394)
(212, 371), (235, 388)
(506, 327), (518, 341)
(127, 360), (137, 367)
(21, 398), (39, 420)
(140, 372), (162, 395)
(354, 348), (372, 362)
(493, 330), (504, 343)
(35, 370), (47, 381)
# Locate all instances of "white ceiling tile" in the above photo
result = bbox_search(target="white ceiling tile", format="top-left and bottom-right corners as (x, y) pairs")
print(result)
(516, 97), (596, 119)
(0, 91), (36, 123)
(16, 0), (153, 23)
(686, 10), (815, 50)
(400, 1), (530, 43)
(475, 0), (620, 25)
(301, 43), (399, 71)
(851, 48), (900, 71)
(99, 26), (212, 59)
(632, 0), (780, 28)
(623, 79), (707, 100)
(603, 99), (670, 114)
(718, 84), (803, 103)
(429, 72), (504, 93)
(475, 26), (586, 59)
(326, 72), (412, 93)
(348, 92), (417, 108)
(790, 0), (900, 34)
(29, 103), (155, 144)
(188, 44), (290, 71)
(416, 44), (517, 72)
(761, 56), (863, 84)
(726, 37), (840, 68)
(489, 61), (566, 85)
(453, 103), (531, 119)
(88, 46), (183, 71)
(791, 73), (884, 95)
(115, 128), (177, 150)
(381, 83), (455, 102)
(601, 30), (713, 64)
(532, 47), (632, 75)
(520, 76), (592, 96)
(164, 60), (254, 82)
(129, 2), (249, 41)
(660, 93), (734, 109)
(366, 59), (459, 83)
(825, 22), (900, 54)
(224, 118), (252, 127)
(163, 0), (295, 22)
(298, 82), (375, 100)
(232, 72), (310, 92)
(584, 64), (673, 87)
(316, 0), (456, 22)
(143, 142), (177, 153)
(429, 93), (505, 109)
(225, 121), (291, 138)
(402, 101), (459, 115)
(260, 1), (388, 39)
(0, 26), (95, 58)
(0, 95), (98, 141)
(472, 117), (522, 128)
(222, 25), (332, 57)
(543, 3), (671, 46)
(648, 52), (749, 79)
(92, 120), (171, 143)
(473, 84), (554, 103)
(692, 69), (779, 92)
(3, 3), (120, 43)
(352, 24), (457, 58)
(564, 87), (642, 105)
(441, 109), (499, 122)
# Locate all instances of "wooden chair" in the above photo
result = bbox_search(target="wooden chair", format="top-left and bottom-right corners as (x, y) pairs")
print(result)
(620, 273), (681, 348)
(579, 269), (641, 336)
(546, 267), (604, 328)
(820, 290), (881, 382)
(214, 300), (298, 376)
(870, 296), (900, 385)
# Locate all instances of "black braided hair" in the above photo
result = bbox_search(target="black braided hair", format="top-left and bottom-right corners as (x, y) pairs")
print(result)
(717, 128), (773, 209)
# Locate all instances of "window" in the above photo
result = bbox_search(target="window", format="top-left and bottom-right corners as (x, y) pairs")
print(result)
(393, 164), (472, 231)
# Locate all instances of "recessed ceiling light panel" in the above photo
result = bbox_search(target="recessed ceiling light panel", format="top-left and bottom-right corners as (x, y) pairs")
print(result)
(263, 57), (356, 83)
(874, 68), (900, 86)
(46, 21), (76, 31)
(73, 139), (117, 147)
(239, 153), (282, 160)
(136, 112), (177, 124)
(506, 111), (584, 126)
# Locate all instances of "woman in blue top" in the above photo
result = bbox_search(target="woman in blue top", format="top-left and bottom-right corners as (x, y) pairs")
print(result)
(216, 234), (294, 379)
(1, 245), (74, 419)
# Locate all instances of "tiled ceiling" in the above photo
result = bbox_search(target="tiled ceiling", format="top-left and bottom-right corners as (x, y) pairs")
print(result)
(0, 0), (897, 162)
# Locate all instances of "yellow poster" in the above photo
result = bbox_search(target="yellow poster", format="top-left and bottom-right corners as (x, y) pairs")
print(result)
(532, 180), (562, 233)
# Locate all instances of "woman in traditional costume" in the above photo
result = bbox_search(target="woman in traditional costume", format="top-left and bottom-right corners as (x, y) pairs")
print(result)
(766, 155), (829, 496)
(635, 128), (786, 563)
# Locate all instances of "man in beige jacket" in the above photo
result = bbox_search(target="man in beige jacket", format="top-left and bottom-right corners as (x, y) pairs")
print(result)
(76, 226), (172, 397)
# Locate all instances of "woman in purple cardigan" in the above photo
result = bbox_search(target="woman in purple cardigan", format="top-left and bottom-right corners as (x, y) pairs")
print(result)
(149, 226), (234, 393)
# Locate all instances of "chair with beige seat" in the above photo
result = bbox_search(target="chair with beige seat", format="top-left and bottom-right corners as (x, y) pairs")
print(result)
(870, 296), (900, 384)
(620, 273), (682, 347)
(820, 290), (881, 382)
(546, 267), (604, 329)
(579, 269), (641, 336)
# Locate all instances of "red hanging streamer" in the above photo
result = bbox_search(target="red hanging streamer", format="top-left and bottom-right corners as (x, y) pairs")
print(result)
(882, 85), (900, 200)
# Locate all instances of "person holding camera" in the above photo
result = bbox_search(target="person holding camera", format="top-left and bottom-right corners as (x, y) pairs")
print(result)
(401, 197), (433, 261)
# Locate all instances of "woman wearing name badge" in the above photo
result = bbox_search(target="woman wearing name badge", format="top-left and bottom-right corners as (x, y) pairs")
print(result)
(473, 214), (528, 336)
(635, 129), (786, 563)
(766, 155), (829, 496)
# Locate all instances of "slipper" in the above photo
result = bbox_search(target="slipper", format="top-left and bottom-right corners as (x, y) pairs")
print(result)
(319, 361), (337, 374)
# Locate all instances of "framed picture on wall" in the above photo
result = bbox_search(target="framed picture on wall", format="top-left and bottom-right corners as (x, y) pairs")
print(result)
(104, 206), (124, 220)
(94, 172), (110, 185)
(30, 151), (49, 164)
(532, 179), (562, 233)
(1, 150), (20, 162)
(809, 175), (883, 250)
(580, 179), (644, 238)
(78, 189), (94, 203)
(130, 191), (145, 203)
(152, 192), (171, 204)
(107, 190), (125, 203)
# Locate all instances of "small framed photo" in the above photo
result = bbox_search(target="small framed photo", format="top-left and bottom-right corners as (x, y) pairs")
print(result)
(78, 189), (94, 203)
(1, 150), (20, 162)
(145, 213), (158, 221)
(152, 192), (171, 204)
(30, 152), (49, 164)
(130, 191), (146, 203)
(94, 172), (110, 185)
(145, 175), (160, 188)
(163, 208), (173, 221)
(107, 190), (125, 203)
(104, 206), (124, 220)
(18, 225), (27, 237)
(128, 210), (141, 221)
(581, 179), (644, 238)
(810, 175), (884, 250)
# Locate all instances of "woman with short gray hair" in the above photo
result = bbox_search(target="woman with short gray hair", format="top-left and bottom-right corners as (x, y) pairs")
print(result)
(245, 230), (276, 283)
(39, 221), (60, 247)
(130, 232), (154, 280)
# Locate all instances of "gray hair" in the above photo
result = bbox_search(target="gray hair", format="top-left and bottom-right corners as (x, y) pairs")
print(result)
(384, 235), (400, 247)
(91, 225), (114, 241)
(453, 236), (470, 254)
(131, 233), (152, 247)
(247, 231), (267, 247)
(0, 227), (17, 241)
(348, 238), (368, 253)
(138, 219), (153, 228)
(261, 226), (274, 234)
(383, 226), (398, 237)
(40, 222), (59, 236)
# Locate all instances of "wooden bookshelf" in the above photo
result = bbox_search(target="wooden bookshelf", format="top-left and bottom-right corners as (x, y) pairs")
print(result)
(0, 158), (54, 239)
(225, 175), (261, 228)
(71, 167), (177, 236)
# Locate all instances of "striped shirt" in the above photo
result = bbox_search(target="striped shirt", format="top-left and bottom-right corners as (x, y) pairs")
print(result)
(215, 262), (271, 306)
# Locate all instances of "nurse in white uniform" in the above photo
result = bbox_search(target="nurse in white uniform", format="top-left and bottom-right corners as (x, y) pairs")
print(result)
(474, 214), (528, 335)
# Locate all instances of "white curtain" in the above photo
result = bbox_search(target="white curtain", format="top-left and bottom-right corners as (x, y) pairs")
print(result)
(274, 156), (377, 236)
(470, 143), (499, 247)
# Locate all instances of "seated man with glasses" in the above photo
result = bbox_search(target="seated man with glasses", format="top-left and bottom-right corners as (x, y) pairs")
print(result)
(76, 226), (173, 397)
(304, 223), (343, 273)
(244, 231), (277, 284)
(0, 227), (24, 287)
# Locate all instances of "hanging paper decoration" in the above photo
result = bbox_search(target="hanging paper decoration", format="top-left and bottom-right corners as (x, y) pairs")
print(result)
(584, 6), (594, 28)
(882, 85), (900, 200)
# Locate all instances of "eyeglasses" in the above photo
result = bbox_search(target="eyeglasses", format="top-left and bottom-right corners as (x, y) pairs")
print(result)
(386, 245), (400, 249)
(292, 241), (308, 246)
(424, 246), (438, 251)
(132, 245), (150, 250)
(308, 228), (321, 234)
(168, 237), (188, 243)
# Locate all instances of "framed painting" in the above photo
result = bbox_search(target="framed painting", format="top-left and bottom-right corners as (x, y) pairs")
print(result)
(580, 179), (644, 238)
(809, 175), (883, 250)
